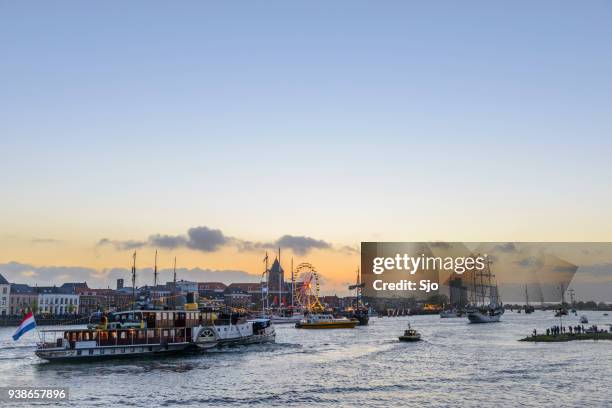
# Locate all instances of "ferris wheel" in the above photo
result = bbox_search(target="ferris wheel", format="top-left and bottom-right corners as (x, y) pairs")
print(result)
(293, 263), (323, 312)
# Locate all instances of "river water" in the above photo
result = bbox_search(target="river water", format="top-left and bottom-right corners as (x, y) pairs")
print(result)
(1, 311), (610, 407)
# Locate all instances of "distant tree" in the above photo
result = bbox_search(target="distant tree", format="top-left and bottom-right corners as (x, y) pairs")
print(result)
(585, 301), (597, 310)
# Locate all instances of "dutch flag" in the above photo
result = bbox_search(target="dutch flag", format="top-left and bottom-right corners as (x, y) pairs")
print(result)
(13, 312), (37, 341)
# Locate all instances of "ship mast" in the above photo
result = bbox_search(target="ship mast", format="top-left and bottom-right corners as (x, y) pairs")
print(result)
(153, 250), (158, 287)
(131, 251), (137, 307)
(172, 256), (177, 309)
(261, 252), (269, 315)
(278, 247), (282, 310)
(291, 257), (294, 311)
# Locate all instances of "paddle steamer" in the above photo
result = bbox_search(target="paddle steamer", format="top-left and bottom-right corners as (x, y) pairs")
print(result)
(35, 309), (274, 362)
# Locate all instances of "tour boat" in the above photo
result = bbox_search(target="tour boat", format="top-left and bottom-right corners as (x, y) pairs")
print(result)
(35, 310), (210, 362)
(35, 309), (274, 362)
(295, 314), (358, 329)
(398, 324), (421, 342)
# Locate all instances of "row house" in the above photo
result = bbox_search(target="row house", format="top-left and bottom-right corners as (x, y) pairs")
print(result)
(9, 283), (38, 316)
(0, 274), (10, 316)
(76, 288), (115, 315)
(36, 286), (80, 315)
(226, 283), (262, 306)
(198, 282), (227, 300)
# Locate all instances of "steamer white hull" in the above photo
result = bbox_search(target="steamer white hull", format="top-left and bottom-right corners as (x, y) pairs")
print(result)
(467, 308), (504, 323)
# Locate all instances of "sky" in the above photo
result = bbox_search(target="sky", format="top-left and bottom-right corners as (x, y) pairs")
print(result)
(1, 2), (611, 298)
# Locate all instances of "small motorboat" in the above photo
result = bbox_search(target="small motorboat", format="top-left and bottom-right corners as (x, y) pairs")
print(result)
(580, 315), (589, 324)
(398, 324), (421, 342)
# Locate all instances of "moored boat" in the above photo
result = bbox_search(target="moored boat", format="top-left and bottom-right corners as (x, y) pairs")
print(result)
(338, 307), (370, 326)
(295, 314), (358, 329)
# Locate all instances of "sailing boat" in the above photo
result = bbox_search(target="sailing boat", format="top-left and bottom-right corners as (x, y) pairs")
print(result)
(524, 285), (534, 314)
(465, 258), (504, 323)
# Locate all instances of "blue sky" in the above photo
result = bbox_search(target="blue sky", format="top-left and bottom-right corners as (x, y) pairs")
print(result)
(0, 2), (611, 294)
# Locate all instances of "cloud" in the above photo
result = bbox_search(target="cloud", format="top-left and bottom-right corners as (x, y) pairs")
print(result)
(275, 235), (331, 255)
(148, 234), (187, 249)
(21, 270), (39, 278)
(339, 245), (360, 255)
(186, 227), (228, 252)
(98, 226), (337, 256)
(0, 262), (260, 288)
(97, 238), (147, 250)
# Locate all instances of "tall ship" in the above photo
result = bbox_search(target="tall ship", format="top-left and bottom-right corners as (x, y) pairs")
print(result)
(465, 259), (504, 323)
(339, 267), (369, 325)
(35, 309), (275, 362)
(524, 285), (534, 314)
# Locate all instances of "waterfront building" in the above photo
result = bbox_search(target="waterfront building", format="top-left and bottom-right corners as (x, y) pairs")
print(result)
(61, 282), (89, 293)
(321, 295), (340, 308)
(36, 286), (80, 315)
(227, 283), (262, 305)
(223, 286), (251, 307)
(77, 288), (114, 315)
(266, 259), (285, 306)
(0, 273), (10, 316)
(168, 280), (198, 294)
(113, 287), (135, 310)
(198, 282), (227, 300)
(9, 283), (38, 316)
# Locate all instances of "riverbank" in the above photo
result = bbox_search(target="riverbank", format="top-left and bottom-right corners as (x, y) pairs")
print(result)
(519, 332), (612, 342)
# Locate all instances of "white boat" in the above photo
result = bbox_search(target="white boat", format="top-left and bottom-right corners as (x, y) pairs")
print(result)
(466, 305), (505, 323)
(269, 314), (304, 324)
(440, 308), (464, 318)
(466, 259), (504, 323)
(295, 314), (358, 329)
(195, 317), (275, 348)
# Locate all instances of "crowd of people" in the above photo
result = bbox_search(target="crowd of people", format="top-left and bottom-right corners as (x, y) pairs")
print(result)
(532, 324), (609, 337)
